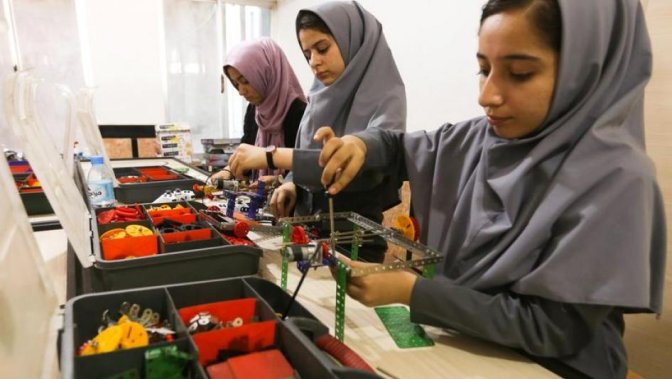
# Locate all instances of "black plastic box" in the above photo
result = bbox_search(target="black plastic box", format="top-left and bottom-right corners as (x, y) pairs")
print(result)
(60, 277), (380, 379)
(112, 164), (204, 204)
(12, 165), (54, 215)
(85, 202), (262, 293)
(69, 160), (263, 295)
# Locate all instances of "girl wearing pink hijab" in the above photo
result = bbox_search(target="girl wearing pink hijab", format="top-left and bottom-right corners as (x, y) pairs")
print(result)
(212, 37), (306, 183)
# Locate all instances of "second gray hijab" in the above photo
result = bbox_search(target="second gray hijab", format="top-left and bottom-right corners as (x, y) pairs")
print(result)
(404, 0), (665, 312)
(295, 0), (406, 149)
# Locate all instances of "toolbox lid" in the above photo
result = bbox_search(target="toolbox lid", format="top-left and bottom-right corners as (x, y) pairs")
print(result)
(4, 71), (93, 268)
(0, 153), (59, 378)
(74, 87), (115, 176)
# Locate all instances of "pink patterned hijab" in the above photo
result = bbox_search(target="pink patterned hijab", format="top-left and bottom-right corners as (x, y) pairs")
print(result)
(224, 37), (305, 148)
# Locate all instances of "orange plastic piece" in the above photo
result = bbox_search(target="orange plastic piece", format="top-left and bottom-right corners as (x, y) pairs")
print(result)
(393, 215), (419, 241)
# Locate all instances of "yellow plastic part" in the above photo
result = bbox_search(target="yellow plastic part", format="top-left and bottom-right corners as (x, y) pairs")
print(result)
(118, 321), (149, 349)
(80, 325), (123, 356)
(99, 228), (126, 240)
(125, 224), (153, 237)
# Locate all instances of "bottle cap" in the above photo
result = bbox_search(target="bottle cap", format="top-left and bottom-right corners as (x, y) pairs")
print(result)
(90, 155), (104, 165)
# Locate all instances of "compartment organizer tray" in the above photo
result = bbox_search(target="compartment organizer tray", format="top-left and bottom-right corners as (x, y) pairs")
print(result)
(61, 277), (380, 379)
(84, 201), (261, 293)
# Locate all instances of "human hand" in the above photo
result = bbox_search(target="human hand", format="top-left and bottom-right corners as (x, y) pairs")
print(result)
(270, 181), (297, 218)
(334, 257), (417, 307)
(253, 175), (278, 187)
(228, 144), (266, 178)
(210, 166), (233, 181)
(313, 127), (367, 195)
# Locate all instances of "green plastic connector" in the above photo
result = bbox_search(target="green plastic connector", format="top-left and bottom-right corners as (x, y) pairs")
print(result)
(350, 225), (359, 261)
(281, 223), (290, 290)
(144, 345), (192, 379)
(335, 260), (348, 342)
(422, 263), (436, 279)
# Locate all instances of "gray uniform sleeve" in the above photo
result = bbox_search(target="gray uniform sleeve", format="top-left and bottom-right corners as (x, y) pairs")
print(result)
(354, 127), (407, 178)
(411, 276), (613, 357)
(291, 147), (388, 192)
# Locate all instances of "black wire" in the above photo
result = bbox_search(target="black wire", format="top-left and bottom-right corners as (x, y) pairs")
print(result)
(281, 245), (323, 320)
(281, 267), (309, 321)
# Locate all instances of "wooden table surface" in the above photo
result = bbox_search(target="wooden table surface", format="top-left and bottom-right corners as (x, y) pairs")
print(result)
(251, 232), (558, 379)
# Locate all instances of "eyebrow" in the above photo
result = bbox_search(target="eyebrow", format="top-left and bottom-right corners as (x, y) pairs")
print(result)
(476, 53), (541, 62)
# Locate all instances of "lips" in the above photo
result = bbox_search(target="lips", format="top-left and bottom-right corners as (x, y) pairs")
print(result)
(487, 115), (511, 127)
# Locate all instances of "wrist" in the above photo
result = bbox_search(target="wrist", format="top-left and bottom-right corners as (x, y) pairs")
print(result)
(342, 135), (367, 155)
(396, 271), (418, 305)
(265, 145), (277, 170)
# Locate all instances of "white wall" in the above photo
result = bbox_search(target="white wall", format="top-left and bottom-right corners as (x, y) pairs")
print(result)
(272, 0), (485, 133)
(77, 0), (166, 125)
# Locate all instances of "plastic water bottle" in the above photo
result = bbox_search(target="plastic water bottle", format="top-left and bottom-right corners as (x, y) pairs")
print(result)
(87, 155), (116, 208)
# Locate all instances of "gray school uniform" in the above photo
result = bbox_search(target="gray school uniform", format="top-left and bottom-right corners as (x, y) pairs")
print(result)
(287, 1), (406, 220)
(292, 0), (666, 377)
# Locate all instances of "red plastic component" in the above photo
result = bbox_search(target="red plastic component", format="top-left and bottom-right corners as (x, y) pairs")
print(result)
(178, 298), (257, 327)
(97, 210), (116, 224)
(321, 242), (330, 259)
(192, 321), (276, 365)
(137, 167), (179, 181)
(223, 235), (256, 247)
(9, 163), (31, 174)
(233, 221), (249, 238)
(315, 334), (375, 373)
(117, 176), (148, 184)
(207, 349), (294, 379)
(410, 217), (420, 241)
(161, 228), (212, 244)
(291, 226), (309, 244)
(147, 207), (194, 225)
(101, 234), (158, 260)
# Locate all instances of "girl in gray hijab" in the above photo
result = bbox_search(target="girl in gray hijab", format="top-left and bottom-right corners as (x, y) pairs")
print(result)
(228, 1), (406, 262)
(301, 0), (665, 377)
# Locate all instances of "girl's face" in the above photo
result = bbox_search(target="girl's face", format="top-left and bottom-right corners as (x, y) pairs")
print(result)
(298, 28), (346, 86)
(225, 66), (264, 105)
(478, 10), (558, 139)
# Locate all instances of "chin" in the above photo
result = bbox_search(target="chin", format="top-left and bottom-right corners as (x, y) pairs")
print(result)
(492, 126), (520, 140)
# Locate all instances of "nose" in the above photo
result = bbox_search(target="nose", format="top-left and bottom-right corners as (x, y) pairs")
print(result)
(237, 84), (248, 97)
(478, 74), (504, 109)
(309, 53), (322, 70)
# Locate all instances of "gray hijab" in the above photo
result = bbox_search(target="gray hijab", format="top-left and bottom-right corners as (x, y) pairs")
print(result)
(295, 0), (406, 148)
(404, 0), (665, 312)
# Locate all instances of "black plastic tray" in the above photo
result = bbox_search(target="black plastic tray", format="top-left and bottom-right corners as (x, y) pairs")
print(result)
(86, 201), (262, 293)
(76, 158), (207, 205)
(67, 159), (260, 294)
(60, 276), (380, 379)
(112, 165), (202, 204)
(13, 171), (54, 215)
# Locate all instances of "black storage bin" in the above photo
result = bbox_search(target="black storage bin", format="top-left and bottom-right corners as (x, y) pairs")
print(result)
(20, 188), (53, 215)
(70, 160), (262, 295)
(60, 277), (381, 379)
(111, 165), (202, 204)
(13, 171), (54, 215)
(75, 158), (206, 204)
